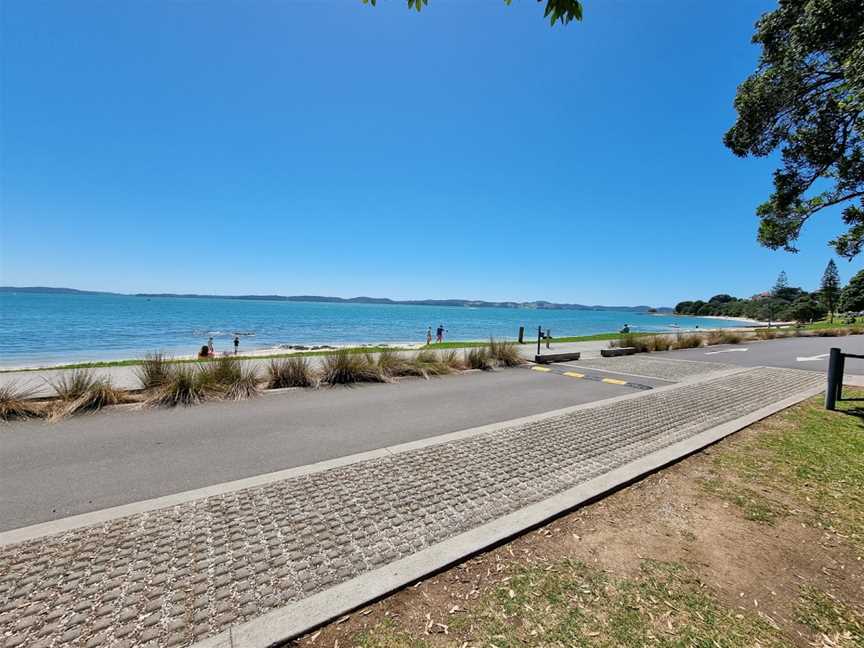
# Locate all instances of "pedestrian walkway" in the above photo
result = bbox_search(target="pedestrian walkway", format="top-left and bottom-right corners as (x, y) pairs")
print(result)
(0, 366), (824, 648)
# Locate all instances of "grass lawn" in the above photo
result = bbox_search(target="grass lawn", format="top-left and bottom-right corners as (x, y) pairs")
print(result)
(802, 317), (864, 330)
(290, 392), (864, 647)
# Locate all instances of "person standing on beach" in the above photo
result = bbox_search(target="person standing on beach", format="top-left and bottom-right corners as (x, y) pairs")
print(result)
(233, 335), (240, 354)
(426, 327), (433, 346)
(436, 325), (445, 343)
(208, 337), (215, 354)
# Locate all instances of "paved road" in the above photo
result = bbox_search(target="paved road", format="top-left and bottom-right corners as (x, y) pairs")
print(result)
(1, 368), (653, 531)
(656, 334), (864, 373)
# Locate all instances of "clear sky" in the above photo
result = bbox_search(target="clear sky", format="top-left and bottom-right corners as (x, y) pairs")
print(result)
(0, 0), (857, 306)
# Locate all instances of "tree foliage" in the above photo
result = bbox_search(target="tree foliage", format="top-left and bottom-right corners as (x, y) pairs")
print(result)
(361, 0), (583, 26)
(839, 268), (864, 311)
(724, 0), (864, 259)
(819, 259), (841, 319)
(675, 271), (839, 322)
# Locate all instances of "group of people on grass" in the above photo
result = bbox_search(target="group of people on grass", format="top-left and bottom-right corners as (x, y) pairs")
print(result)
(425, 324), (447, 345)
(198, 335), (240, 358)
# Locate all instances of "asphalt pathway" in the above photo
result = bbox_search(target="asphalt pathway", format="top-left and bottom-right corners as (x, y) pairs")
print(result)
(0, 368), (642, 531)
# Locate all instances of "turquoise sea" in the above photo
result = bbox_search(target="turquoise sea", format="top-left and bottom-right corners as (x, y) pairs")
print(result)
(0, 292), (751, 368)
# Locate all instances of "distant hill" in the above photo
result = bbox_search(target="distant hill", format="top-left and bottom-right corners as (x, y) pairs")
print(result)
(0, 286), (672, 313)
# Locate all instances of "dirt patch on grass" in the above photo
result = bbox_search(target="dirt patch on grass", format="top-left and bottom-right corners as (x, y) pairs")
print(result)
(288, 393), (864, 647)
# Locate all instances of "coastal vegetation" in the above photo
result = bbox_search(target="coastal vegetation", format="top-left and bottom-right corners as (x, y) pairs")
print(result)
(675, 268), (864, 323)
(48, 369), (128, 420)
(725, 0), (863, 260)
(267, 357), (317, 389)
(0, 383), (42, 421)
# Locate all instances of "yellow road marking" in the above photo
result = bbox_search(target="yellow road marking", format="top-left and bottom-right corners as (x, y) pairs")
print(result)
(563, 371), (585, 378)
(531, 366), (552, 372)
(602, 378), (628, 385)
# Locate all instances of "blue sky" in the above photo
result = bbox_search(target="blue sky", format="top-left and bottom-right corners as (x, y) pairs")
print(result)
(0, 0), (857, 306)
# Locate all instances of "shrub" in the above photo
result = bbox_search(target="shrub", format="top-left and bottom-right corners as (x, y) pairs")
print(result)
(464, 347), (494, 370)
(268, 357), (317, 388)
(0, 383), (44, 421)
(488, 338), (523, 367)
(673, 333), (704, 349)
(135, 352), (173, 390)
(145, 365), (207, 407)
(321, 350), (387, 385)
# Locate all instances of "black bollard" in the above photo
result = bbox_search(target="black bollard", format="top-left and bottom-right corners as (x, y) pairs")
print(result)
(825, 347), (842, 410)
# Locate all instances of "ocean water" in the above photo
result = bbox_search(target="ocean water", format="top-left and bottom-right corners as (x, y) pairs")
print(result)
(0, 292), (749, 368)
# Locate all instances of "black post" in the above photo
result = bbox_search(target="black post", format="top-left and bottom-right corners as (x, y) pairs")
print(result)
(837, 354), (846, 403)
(518, 326), (525, 344)
(826, 347), (842, 410)
(537, 326), (542, 356)
(546, 329), (551, 349)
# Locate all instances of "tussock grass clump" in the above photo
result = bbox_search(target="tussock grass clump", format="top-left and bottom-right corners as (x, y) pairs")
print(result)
(198, 357), (261, 400)
(268, 357), (317, 388)
(199, 356), (242, 386)
(376, 349), (427, 378)
(706, 329), (743, 345)
(412, 350), (452, 376)
(135, 352), (173, 390)
(811, 328), (850, 337)
(673, 333), (704, 349)
(321, 350), (387, 385)
(464, 347), (494, 371)
(49, 370), (127, 420)
(50, 369), (98, 401)
(614, 332), (651, 353)
(0, 383), (44, 421)
(145, 365), (207, 407)
(646, 335), (673, 352)
(439, 350), (466, 371)
(222, 364), (261, 400)
(488, 338), (523, 367)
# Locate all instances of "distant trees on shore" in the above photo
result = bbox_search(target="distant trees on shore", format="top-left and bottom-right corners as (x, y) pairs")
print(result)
(676, 266), (864, 323)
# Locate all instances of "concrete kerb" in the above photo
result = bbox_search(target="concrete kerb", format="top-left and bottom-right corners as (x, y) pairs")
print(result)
(191, 380), (826, 648)
(0, 366), (751, 547)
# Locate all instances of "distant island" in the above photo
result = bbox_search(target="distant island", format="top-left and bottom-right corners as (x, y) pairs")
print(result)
(0, 286), (673, 313)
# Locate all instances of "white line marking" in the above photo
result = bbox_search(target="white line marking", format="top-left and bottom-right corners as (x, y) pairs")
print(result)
(705, 348), (749, 355)
(796, 353), (829, 362)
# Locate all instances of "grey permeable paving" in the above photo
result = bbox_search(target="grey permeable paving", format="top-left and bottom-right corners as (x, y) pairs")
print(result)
(562, 356), (739, 382)
(0, 367), (823, 648)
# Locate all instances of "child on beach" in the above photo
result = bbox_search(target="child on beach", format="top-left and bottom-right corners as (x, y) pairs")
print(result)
(208, 337), (215, 354)
(233, 336), (240, 354)
(426, 327), (433, 346)
(436, 325), (445, 343)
